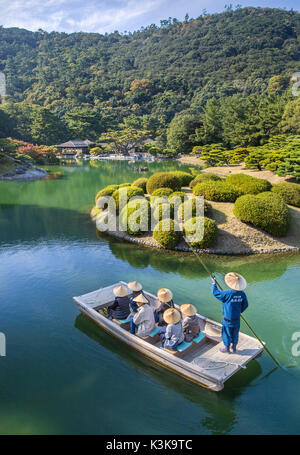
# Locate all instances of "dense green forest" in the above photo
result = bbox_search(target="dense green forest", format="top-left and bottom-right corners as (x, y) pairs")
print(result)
(0, 7), (299, 156)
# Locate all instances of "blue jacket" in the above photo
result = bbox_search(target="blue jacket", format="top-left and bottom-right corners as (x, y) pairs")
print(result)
(129, 297), (139, 313)
(211, 283), (248, 327)
(129, 291), (146, 313)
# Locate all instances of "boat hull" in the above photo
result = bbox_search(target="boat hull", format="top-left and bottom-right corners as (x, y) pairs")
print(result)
(73, 299), (224, 391)
(73, 281), (264, 392)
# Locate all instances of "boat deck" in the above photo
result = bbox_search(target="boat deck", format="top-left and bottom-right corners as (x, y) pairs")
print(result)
(73, 281), (264, 390)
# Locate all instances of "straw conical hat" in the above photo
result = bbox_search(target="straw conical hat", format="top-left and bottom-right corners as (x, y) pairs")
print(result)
(163, 308), (181, 324)
(225, 272), (247, 291)
(132, 293), (149, 304)
(157, 288), (173, 303)
(113, 285), (128, 297)
(128, 281), (142, 292)
(180, 303), (197, 317)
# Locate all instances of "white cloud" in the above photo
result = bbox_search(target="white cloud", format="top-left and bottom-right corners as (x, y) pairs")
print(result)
(0, 0), (164, 33)
(66, 1), (162, 33)
(0, 0), (299, 33)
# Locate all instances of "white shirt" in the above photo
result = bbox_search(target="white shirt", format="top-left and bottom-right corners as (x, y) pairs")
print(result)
(133, 304), (155, 337)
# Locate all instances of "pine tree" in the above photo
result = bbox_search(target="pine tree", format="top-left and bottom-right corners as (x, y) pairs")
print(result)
(195, 98), (222, 144)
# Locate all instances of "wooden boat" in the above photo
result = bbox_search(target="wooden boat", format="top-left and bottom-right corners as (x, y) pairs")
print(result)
(73, 281), (264, 392)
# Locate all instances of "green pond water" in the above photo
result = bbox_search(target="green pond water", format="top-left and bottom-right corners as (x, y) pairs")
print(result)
(0, 160), (299, 435)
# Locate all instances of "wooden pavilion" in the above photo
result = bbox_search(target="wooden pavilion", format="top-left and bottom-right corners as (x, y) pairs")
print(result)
(57, 140), (92, 157)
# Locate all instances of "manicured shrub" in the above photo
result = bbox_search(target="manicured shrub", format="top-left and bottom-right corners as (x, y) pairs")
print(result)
(112, 186), (144, 211)
(153, 203), (174, 221)
(151, 187), (174, 200)
(151, 189), (174, 210)
(146, 172), (181, 194)
(95, 210), (111, 232)
(170, 171), (194, 186)
(193, 181), (242, 202)
(271, 182), (300, 207)
(120, 199), (151, 235)
(184, 217), (218, 248)
(233, 193), (290, 237)
(169, 191), (187, 203)
(90, 206), (103, 220)
(132, 177), (148, 193)
(189, 173), (222, 188)
(153, 218), (181, 249)
(119, 182), (132, 188)
(177, 198), (209, 222)
(95, 184), (119, 203)
(226, 174), (271, 194)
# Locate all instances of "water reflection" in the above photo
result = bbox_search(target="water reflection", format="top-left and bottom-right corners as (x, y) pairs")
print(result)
(99, 232), (299, 284)
(0, 161), (299, 434)
(0, 204), (95, 244)
(0, 160), (194, 215)
(1, 199), (298, 287)
(75, 313), (262, 434)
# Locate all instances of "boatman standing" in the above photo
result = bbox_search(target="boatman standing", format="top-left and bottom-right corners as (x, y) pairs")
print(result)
(211, 272), (248, 353)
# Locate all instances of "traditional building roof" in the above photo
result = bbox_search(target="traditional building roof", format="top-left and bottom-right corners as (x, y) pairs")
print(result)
(57, 140), (91, 148)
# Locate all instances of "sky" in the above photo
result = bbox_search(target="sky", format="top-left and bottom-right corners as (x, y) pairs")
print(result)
(0, 0), (299, 34)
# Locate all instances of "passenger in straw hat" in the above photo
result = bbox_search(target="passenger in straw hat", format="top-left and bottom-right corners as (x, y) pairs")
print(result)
(108, 285), (131, 320)
(130, 292), (155, 337)
(211, 272), (248, 353)
(180, 303), (201, 342)
(159, 308), (184, 351)
(128, 281), (143, 314)
(155, 288), (175, 326)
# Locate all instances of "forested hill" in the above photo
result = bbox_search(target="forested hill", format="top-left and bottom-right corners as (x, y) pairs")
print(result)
(0, 7), (300, 151)
(1, 7), (300, 117)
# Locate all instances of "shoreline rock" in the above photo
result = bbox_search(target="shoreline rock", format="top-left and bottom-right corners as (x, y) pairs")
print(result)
(0, 166), (48, 181)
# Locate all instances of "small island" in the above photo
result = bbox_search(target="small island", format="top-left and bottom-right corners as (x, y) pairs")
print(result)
(91, 170), (300, 255)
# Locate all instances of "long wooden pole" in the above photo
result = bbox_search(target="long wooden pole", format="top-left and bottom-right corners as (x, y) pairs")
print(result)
(184, 237), (281, 368)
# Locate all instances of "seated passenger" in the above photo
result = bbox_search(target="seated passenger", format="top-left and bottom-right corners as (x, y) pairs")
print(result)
(159, 308), (184, 351)
(128, 281), (143, 314)
(180, 303), (200, 342)
(108, 285), (130, 320)
(155, 288), (175, 326)
(130, 293), (155, 337)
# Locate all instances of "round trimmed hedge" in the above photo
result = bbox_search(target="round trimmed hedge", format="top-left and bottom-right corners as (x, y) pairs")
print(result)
(119, 182), (132, 188)
(170, 171), (194, 186)
(233, 192), (290, 237)
(120, 199), (151, 235)
(153, 203), (174, 222)
(189, 173), (222, 188)
(112, 186), (144, 211)
(151, 188), (174, 210)
(193, 181), (242, 202)
(95, 184), (119, 203)
(226, 174), (271, 194)
(177, 198), (210, 222)
(91, 206), (103, 220)
(271, 182), (300, 207)
(153, 218), (181, 249)
(184, 216), (218, 248)
(132, 177), (148, 193)
(146, 172), (181, 194)
(169, 191), (187, 203)
(151, 187), (174, 201)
